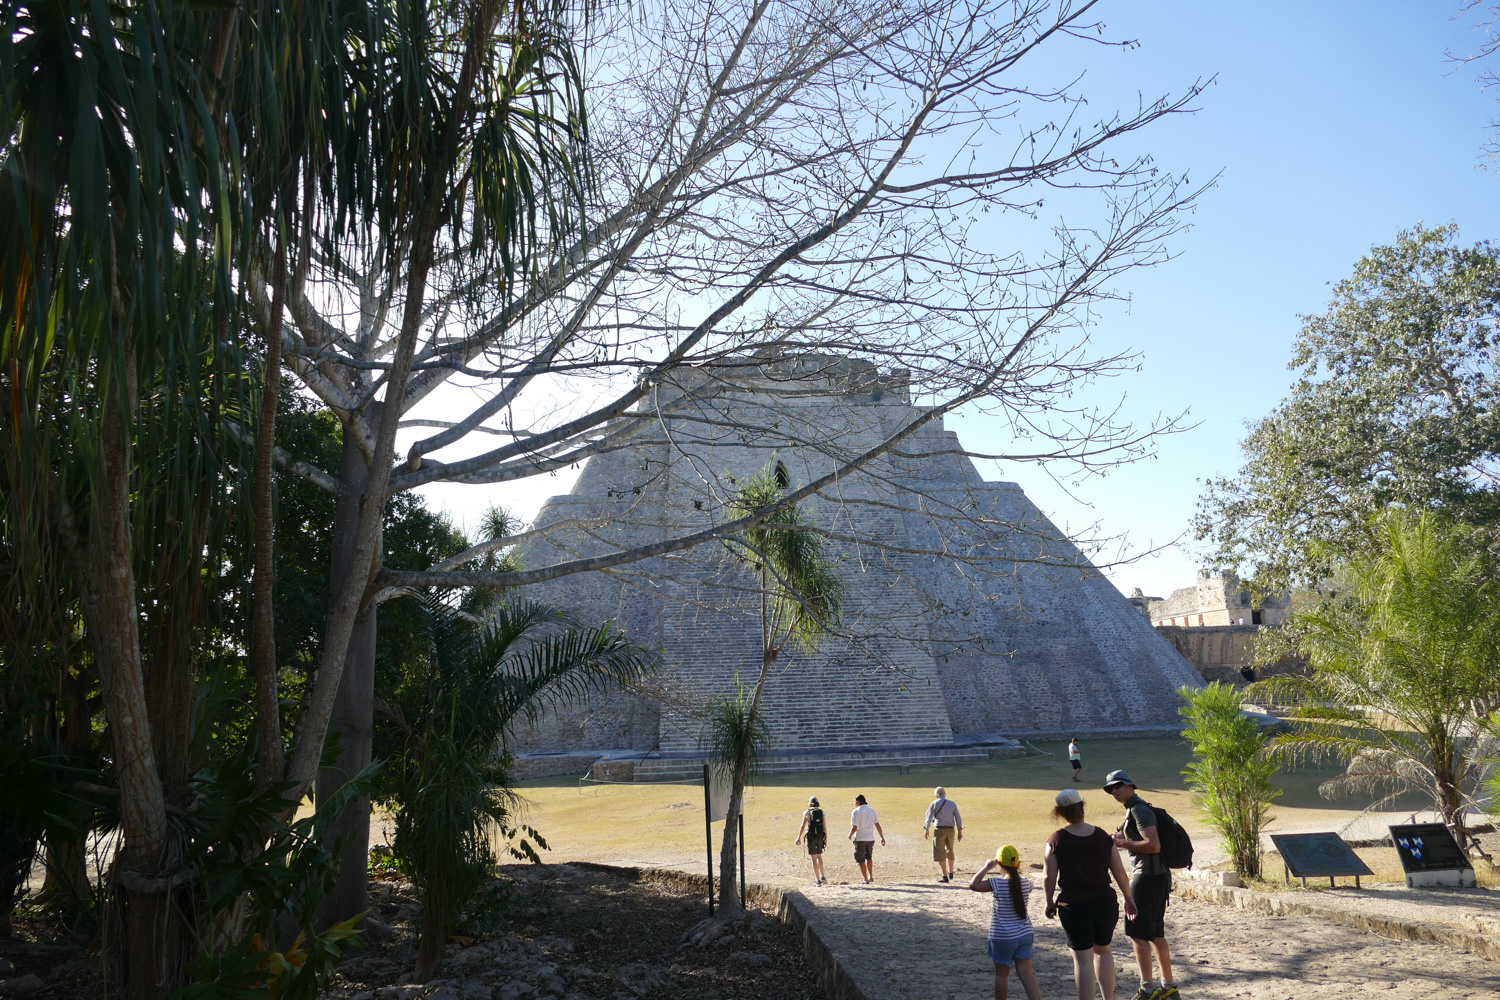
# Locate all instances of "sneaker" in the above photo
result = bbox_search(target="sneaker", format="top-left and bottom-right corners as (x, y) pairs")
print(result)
(1157, 986), (1179, 1000)
(1131, 984), (1162, 1000)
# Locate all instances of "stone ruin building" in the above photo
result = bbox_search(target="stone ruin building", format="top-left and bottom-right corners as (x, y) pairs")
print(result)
(1139, 569), (1292, 628)
(1130, 571), (1303, 686)
(509, 357), (1203, 779)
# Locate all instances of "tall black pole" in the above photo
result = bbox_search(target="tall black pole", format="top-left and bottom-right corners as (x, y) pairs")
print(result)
(703, 764), (714, 917)
(738, 812), (746, 908)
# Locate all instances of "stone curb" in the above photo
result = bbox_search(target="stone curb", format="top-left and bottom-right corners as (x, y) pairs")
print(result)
(1173, 878), (1500, 963)
(570, 863), (870, 1000)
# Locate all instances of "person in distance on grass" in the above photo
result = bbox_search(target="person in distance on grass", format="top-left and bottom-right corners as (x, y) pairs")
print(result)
(795, 796), (828, 885)
(1069, 737), (1083, 782)
(969, 845), (1042, 1000)
(1105, 770), (1177, 1000)
(923, 786), (964, 883)
(1044, 787), (1137, 1000)
(848, 794), (885, 884)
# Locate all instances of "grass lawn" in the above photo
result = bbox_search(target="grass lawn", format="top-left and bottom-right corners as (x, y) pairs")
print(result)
(503, 738), (1434, 885)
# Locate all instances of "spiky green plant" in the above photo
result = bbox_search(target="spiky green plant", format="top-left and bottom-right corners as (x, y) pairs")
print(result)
(1178, 682), (1281, 878)
(708, 460), (844, 914)
(703, 672), (773, 789)
(380, 598), (657, 979)
(1255, 510), (1500, 851)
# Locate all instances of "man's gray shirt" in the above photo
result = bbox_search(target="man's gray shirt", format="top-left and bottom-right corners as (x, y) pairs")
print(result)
(1123, 793), (1168, 876)
(924, 797), (962, 831)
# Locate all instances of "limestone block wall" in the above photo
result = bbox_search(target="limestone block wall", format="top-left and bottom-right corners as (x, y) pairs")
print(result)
(1154, 624), (1308, 685)
(504, 359), (1201, 757)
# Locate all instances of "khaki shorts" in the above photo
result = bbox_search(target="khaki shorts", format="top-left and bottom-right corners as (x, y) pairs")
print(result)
(932, 826), (957, 863)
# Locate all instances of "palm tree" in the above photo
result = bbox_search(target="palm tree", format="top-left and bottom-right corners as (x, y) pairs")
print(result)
(709, 461), (844, 915)
(1256, 510), (1500, 852)
(1, 0), (594, 987)
(380, 598), (658, 979)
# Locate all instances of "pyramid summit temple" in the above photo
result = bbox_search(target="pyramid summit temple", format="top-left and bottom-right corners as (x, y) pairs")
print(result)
(508, 357), (1202, 779)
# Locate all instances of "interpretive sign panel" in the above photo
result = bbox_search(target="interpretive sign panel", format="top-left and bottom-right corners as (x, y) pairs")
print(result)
(1270, 832), (1372, 885)
(1389, 824), (1467, 874)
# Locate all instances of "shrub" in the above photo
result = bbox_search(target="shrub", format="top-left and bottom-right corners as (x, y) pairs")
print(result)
(1178, 682), (1281, 878)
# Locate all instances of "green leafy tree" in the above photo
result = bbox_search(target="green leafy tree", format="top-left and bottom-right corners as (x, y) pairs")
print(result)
(378, 599), (657, 979)
(711, 462), (844, 916)
(1256, 510), (1500, 851)
(1178, 682), (1281, 879)
(1197, 224), (1500, 589)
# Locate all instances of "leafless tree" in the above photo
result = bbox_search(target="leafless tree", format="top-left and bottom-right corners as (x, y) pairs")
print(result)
(263, 0), (1209, 912)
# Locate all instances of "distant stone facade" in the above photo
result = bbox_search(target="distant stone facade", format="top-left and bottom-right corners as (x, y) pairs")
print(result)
(1142, 570), (1290, 628)
(1153, 625), (1306, 686)
(508, 358), (1203, 777)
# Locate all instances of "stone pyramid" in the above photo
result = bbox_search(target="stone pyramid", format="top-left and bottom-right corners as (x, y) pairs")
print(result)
(509, 358), (1201, 778)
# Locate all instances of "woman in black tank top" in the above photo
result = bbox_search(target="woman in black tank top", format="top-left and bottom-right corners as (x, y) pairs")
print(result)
(1043, 790), (1138, 1000)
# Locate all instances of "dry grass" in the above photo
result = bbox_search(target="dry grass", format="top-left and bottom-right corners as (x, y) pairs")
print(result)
(497, 739), (1442, 884)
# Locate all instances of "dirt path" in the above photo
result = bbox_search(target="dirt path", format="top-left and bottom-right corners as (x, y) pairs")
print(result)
(795, 880), (1500, 1000)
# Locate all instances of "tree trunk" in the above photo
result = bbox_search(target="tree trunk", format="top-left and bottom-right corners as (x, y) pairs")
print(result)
(64, 392), (171, 1000)
(413, 878), (448, 981)
(252, 253), (287, 787)
(715, 653), (771, 916)
(317, 419), (379, 929)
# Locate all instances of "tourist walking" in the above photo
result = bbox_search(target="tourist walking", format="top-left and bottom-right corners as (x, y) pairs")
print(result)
(848, 794), (885, 883)
(1044, 788), (1137, 1000)
(923, 786), (964, 882)
(1104, 770), (1177, 1000)
(795, 796), (828, 885)
(969, 845), (1042, 1000)
(1068, 737), (1083, 782)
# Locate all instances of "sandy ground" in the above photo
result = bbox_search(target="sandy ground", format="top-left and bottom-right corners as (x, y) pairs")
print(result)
(797, 880), (1500, 1000)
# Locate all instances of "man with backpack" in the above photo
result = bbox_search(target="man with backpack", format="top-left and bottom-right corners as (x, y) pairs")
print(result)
(795, 796), (828, 885)
(1104, 770), (1180, 1000)
(922, 786), (964, 883)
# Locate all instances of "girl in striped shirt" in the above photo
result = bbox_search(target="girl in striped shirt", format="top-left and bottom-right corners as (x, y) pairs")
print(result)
(969, 845), (1042, 1000)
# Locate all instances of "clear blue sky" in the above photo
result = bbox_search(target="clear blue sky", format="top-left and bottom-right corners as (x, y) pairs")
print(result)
(978, 0), (1500, 599)
(417, 2), (1500, 600)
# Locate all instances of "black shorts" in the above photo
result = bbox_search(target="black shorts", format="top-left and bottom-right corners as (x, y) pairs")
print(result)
(1057, 893), (1117, 950)
(853, 840), (874, 863)
(806, 835), (826, 856)
(1070, 759), (1082, 771)
(1126, 872), (1171, 940)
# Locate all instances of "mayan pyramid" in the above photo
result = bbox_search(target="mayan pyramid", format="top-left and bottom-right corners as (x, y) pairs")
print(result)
(510, 357), (1202, 779)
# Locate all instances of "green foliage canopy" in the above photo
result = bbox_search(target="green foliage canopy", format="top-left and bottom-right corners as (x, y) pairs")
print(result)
(1196, 224), (1500, 588)
(1256, 510), (1500, 848)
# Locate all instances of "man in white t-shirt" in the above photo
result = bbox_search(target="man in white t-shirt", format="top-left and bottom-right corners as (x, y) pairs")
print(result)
(1068, 738), (1082, 782)
(848, 794), (885, 884)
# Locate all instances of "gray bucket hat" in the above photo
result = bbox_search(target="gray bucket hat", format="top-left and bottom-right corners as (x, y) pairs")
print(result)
(1103, 769), (1134, 791)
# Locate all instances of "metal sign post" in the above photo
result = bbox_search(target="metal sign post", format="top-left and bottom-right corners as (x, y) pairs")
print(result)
(738, 812), (746, 908)
(703, 764), (715, 916)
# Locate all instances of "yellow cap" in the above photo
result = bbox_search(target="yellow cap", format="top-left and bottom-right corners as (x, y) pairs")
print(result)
(997, 844), (1020, 867)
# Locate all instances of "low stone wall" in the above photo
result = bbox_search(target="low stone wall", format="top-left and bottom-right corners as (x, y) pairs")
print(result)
(511, 753), (602, 780)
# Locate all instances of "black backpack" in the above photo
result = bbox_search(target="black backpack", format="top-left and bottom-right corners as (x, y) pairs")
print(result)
(807, 809), (825, 838)
(1126, 806), (1194, 869)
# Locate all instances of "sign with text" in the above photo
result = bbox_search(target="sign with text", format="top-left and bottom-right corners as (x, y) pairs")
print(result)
(1269, 832), (1373, 879)
(1389, 824), (1467, 874)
